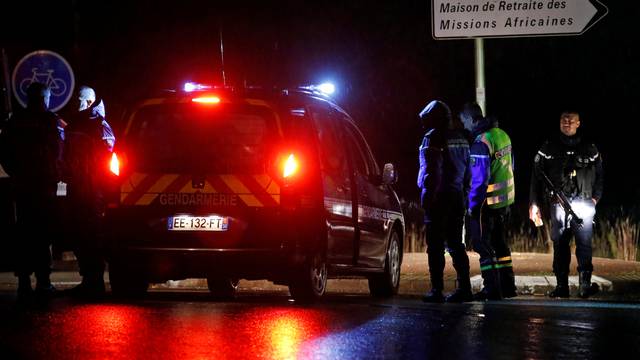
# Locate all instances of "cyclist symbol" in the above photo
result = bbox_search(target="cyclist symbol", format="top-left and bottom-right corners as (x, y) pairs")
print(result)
(19, 68), (68, 97)
(11, 50), (75, 112)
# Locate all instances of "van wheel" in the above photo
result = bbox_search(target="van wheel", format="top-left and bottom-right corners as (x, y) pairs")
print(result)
(368, 231), (401, 297)
(207, 277), (240, 299)
(109, 262), (149, 298)
(288, 252), (327, 303)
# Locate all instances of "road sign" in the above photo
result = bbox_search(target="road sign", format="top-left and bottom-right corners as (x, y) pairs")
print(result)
(432, 0), (609, 39)
(11, 50), (75, 112)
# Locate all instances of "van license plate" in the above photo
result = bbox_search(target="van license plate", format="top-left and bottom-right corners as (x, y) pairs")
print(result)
(168, 216), (229, 231)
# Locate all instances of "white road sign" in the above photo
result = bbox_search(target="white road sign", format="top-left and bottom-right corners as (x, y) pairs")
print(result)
(432, 0), (608, 39)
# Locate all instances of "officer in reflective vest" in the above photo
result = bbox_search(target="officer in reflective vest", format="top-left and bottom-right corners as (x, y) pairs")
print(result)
(460, 103), (517, 300)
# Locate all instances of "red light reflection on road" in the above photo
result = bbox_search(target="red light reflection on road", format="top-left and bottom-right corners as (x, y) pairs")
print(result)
(32, 303), (330, 359)
(269, 315), (305, 358)
(239, 308), (328, 359)
(57, 304), (148, 359)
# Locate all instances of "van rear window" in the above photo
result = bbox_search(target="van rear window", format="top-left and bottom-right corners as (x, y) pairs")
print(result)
(126, 103), (278, 173)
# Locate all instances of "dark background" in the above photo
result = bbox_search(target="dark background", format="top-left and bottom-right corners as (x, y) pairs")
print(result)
(1, 0), (638, 218)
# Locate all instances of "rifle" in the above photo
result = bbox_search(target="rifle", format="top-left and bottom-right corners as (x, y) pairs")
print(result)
(540, 170), (583, 228)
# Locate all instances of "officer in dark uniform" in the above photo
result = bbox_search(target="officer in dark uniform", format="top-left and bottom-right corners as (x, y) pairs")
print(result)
(64, 86), (114, 299)
(460, 103), (517, 301)
(0, 82), (63, 302)
(418, 100), (473, 303)
(530, 109), (603, 298)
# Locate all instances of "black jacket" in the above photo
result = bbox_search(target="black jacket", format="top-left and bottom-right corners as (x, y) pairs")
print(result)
(417, 128), (471, 218)
(530, 133), (603, 206)
(63, 100), (114, 199)
(0, 108), (62, 193)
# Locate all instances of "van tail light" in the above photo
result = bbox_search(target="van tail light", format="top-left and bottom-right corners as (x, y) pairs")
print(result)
(105, 151), (124, 209)
(278, 152), (302, 210)
(282, 153), (299, 178)
(109, 152), (120, 176)
(276, 150), (318, 210)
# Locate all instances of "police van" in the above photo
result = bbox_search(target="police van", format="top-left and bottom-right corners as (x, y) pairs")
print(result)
(104, 84), (404, 301)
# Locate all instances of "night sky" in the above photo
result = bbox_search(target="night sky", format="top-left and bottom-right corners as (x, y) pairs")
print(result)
(2, 1), (638, 217)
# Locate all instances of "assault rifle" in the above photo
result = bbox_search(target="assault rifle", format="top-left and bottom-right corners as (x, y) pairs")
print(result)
(540, 170), (583, 228)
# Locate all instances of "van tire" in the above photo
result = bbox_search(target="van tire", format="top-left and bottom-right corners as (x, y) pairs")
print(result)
(109, 262), (149, 298)
(368, 231), (401, 297)
(288, 252), (327, 303)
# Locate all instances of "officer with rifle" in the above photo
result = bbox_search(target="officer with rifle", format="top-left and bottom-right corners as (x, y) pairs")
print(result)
(530, 109), (603, 298)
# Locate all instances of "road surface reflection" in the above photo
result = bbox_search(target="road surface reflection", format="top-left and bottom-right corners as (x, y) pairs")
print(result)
(23, 302), (344, 359)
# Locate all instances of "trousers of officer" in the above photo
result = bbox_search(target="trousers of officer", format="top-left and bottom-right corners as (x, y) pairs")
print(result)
(549, 198), (596, 275)
(67, 188), (105, 279)
(468, 206), (514, 285)
(424, 192), (469, 291)
(13, 186), (56, 279)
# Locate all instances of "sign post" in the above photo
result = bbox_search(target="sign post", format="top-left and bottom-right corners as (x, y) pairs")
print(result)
(475, 38), (486, 115)
(431, 0), (608, 112)
(11, 50), (75, 112)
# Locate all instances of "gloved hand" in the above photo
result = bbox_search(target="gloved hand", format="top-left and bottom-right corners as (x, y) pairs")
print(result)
(529, 204), (543, 227)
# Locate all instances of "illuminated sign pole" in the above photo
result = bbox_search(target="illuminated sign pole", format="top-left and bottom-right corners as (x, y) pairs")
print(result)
(431, 0), (608, 115)
(475, 38), (485, 115)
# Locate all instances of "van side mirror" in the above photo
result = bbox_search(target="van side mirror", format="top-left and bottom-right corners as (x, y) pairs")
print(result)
(382, 163), (398, 185)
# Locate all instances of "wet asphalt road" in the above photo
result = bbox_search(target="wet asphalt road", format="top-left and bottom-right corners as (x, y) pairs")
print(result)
(1, 291), (639, 359)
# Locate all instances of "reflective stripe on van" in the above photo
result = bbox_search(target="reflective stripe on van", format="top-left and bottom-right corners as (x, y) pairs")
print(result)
(120, 173), (280, 207)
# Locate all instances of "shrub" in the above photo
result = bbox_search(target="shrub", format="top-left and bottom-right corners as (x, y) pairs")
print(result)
(507, 209), (639, 261)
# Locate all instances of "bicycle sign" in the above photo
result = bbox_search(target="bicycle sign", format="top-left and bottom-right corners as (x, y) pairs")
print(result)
(12, 50), (75, 112)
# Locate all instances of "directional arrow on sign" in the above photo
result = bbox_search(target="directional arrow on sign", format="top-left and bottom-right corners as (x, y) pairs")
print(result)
(432, 0), (609, 39)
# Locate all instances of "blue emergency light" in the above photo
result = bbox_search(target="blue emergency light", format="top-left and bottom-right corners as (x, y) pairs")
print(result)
(299, 82), (337, 97)
(317, 82), (335, 95)
(184, 82), (212, 92)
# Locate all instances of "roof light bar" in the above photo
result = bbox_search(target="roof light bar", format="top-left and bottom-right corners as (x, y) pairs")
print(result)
(184, 82), (212, 92)
(192, 96), (221, 104)
(300, 82), (337, 96)
(317, 82), (335, 95)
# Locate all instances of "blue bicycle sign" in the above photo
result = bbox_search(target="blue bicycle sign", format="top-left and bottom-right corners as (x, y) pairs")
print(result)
(19, 68), (67, 97)
(12, 50), (75, 112)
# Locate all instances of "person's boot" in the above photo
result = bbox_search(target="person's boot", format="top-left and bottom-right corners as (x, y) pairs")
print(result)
(474, 269), (503, 301)
(445, 287), (473, 303)
(92, 276), (106, 298)
(66, 274), (105, 300)
(17, 275), (33, 303)
(423, 268), (445, 303)
(579, 271), (599, 299)
(548, 273), (570, 298)
(422, 289), (445, 303)
(445, 276), (473, 303)
(34, 275), (57, 301)
(499, 267), (517, 298)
